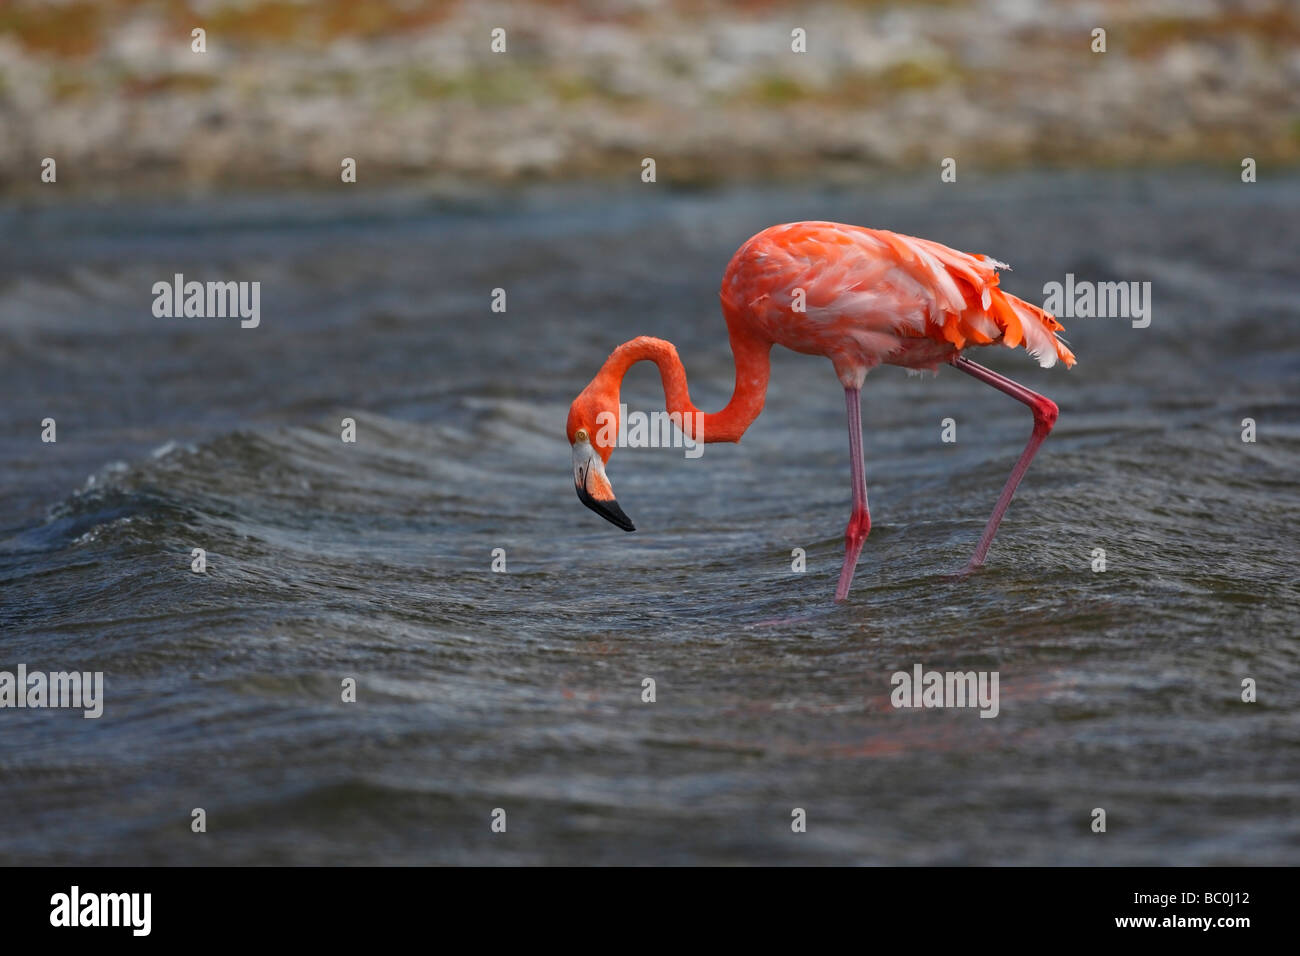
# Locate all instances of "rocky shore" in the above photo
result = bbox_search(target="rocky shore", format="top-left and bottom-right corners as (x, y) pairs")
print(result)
(1, 0), (1297, 197)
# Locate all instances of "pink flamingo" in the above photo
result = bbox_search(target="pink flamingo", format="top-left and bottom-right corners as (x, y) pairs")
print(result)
(567, 221), (1076, 601)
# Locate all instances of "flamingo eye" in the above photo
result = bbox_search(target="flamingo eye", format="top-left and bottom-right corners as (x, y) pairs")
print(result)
(574, 428), (589, 443)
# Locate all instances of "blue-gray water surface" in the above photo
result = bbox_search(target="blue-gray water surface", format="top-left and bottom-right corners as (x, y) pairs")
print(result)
(1, 172), (1297, 864)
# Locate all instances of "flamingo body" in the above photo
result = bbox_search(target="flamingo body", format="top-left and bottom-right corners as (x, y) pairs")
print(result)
(567, 221), (1076, 601)
(720, 221), (1074, 386)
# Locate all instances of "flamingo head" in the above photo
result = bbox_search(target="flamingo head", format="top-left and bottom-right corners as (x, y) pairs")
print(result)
(566, 391), (635, 532)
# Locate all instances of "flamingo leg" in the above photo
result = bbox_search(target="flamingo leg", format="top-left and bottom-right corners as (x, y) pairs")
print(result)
(950, 355), (1059, 572)
(835, 385), (871, 602)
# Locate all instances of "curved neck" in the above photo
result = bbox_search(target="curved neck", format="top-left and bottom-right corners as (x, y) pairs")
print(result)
(598, 328), (771, 443)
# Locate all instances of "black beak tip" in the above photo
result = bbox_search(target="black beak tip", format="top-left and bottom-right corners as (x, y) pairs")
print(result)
(576, 484), (636, 532)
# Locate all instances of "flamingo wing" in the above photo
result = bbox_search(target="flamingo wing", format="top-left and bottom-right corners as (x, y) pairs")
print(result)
(721, 221), (1076, 373)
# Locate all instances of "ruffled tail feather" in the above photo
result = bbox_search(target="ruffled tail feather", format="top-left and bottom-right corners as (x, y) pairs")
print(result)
(987, 287), (1076, 369)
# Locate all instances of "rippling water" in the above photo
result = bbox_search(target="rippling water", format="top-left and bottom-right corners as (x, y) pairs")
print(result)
(1, 173), (1297, 864)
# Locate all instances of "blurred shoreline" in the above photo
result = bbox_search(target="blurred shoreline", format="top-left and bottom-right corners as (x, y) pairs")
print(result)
(2, 0), (1299, 200)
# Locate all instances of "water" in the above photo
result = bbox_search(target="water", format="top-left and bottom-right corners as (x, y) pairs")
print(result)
(1, 173), (1297, 864)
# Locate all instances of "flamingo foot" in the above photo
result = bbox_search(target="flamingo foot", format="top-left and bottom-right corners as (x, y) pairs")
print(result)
(945, 562), (980, 582)
(834, 509), (871, 602)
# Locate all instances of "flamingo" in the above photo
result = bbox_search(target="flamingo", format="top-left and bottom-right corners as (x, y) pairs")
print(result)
(567, 221), (1076, 601)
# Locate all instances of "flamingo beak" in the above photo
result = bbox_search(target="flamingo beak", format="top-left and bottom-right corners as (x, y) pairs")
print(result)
(572, 439), (635, 532)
